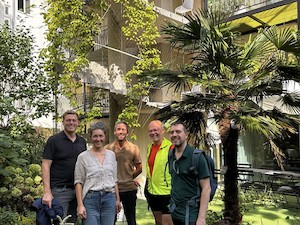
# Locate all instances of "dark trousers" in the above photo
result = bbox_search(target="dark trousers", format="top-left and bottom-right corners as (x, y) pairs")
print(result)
(51, 187), (77, 223)
(172, 218), (196, 225)
(119, 190), (137, 225)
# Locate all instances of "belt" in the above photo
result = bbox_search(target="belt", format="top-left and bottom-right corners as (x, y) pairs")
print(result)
(88, 190), (112, 194)
(88, 190), (101, 193)
(55, 185), (74, 189)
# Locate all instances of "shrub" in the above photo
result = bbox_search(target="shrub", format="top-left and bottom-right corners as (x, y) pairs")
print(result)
(0, 164), (43, 214)
(0, 207), (20, 225)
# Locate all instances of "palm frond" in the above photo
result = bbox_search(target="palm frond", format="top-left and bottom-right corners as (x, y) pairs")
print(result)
(240, 115), (287, 140)
(243, 30), (275, 62)
(278, 92), (300, 114)
(139, 68), (192, 92)
(277, 65), (300, 82)
(181, 92), (234, 110)
(269, 139), (285, 170)
(156, 102), (213, 148)
(262, 26), (300, 56)
(263, 108), (298, 134)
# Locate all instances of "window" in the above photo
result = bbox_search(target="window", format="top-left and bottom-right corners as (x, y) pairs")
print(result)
(18, 0), (24, 11)
(5, 6), (9, 15)
(18, 0), (30, 14)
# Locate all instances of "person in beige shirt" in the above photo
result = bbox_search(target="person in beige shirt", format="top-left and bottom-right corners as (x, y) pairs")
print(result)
(104, 121), (142, 225)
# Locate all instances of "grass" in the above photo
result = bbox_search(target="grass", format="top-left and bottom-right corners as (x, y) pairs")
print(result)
(117, 191), (300, 225)
(116, 198), (154, 225)
(209, 192), (300, 225)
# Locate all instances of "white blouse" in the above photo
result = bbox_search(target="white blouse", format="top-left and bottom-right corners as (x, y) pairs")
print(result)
(74, 149), (117, 199)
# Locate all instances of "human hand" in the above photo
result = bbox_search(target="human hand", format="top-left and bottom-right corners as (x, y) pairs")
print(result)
(133, 179), (140, 187)
(77, 205), (87, 219)
(116, 200), (121, 213)
(42, 192), (53, 208)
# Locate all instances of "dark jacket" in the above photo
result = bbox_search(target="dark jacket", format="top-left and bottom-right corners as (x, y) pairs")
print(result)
(31, 198), (64, 225)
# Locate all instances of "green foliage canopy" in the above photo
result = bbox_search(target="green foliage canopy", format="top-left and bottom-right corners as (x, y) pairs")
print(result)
(42, 0), (105, 125)
(0, 23), (54, 122)
(116, 0), (161, 139)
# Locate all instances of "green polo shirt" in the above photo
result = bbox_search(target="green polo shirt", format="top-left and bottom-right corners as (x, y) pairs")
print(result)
(169, 144), (210, 222)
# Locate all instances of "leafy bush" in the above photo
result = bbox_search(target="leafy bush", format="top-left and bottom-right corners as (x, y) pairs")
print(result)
(0, 206), (36, 225)
(0, 129), (27, 176)
(8, 117), (51, 165)
(206, 209), (223, 225)
(0, 164), (43, 214)
(0, 207), (20, 225)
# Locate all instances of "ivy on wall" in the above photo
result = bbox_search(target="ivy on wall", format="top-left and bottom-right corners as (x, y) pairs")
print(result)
(42, 0), (106, 126)
(43, 0), (161, 137)
(115, 0), (161, 139)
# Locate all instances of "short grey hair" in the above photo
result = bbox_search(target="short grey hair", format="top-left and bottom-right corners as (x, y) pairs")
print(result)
(88, 122), (106, 136)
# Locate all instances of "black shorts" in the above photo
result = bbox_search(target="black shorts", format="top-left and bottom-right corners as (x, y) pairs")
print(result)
(146, 192), (171, 214)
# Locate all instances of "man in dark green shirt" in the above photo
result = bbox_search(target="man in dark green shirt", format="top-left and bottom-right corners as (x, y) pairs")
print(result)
(168, 123), (211, 225)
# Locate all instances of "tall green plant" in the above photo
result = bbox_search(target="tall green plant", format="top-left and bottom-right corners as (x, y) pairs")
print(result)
(143, 10), (300, 224)
(42, 0), (104, 125)
(0, 23), (53, 123)
(115, 0), (161, 139)
(0, 22), (52, 181)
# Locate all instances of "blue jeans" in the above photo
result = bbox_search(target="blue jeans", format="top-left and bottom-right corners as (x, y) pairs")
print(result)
(83, 191), (116, 225)
(119, 190), (137, 225)
(51, 187), (77, 223)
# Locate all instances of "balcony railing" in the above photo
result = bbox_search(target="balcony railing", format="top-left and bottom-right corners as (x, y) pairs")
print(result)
(75, 88), (110, 115)
(94, 26), (108, 51)
(208, 0), (284, 15)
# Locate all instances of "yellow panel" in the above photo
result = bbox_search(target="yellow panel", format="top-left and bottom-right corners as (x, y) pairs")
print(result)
(229, 2), (297, 33)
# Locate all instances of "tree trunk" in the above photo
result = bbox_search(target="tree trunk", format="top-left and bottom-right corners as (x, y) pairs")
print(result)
(222, 127), (242, 225)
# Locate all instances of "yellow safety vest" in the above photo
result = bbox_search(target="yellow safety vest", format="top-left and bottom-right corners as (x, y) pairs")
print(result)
(146, 138), (172, 195)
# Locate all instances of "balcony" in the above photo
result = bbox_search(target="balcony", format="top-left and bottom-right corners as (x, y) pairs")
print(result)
(209, 0), (286, 15)
(208, 0), (298, 34)
(75, 87), (110, 115)
(94, 26), (108, 51)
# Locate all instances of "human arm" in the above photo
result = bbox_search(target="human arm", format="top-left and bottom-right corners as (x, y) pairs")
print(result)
(133, 145), (142, 179)
(133, 163), (142, 179)
(41, 159), (53, 208)
(112, 152), (121, 213)
(75, 183), (86, 219)
(114, 182), (121, 213)
(196, 177), (211, 225)
(74, 154), (86, 219)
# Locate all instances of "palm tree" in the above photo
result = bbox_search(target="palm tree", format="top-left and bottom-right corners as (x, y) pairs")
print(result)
(143, 10), (300, 224)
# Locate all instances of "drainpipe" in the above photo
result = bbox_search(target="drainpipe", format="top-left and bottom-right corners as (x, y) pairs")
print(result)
(12, 0), (16, 29)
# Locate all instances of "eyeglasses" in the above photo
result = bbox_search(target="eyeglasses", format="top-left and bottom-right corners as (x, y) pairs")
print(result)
(172, 159), (180, 175)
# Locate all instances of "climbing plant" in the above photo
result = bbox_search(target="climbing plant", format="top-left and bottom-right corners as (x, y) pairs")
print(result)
(43, 0), (161, 137)
(42, 0), (107, 126)
(115, 0), (161, 139)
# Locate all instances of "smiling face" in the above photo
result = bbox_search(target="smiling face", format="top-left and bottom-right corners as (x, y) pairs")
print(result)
(169, 124), (188, 148)
(148, 121), (164, 145)
(62, 114), (79, 134)
(91, 129), (106, 148)
(114, 122), (128, 142)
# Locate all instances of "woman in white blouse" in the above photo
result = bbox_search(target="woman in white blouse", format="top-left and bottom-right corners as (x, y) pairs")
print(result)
(75, 122), (121, 225)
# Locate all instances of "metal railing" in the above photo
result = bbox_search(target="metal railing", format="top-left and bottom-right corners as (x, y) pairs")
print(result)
(208, 0), (283, 15)
(94, 26), (108, 51)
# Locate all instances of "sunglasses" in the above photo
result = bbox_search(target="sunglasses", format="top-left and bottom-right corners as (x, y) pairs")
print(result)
(172, 159), (180, 175)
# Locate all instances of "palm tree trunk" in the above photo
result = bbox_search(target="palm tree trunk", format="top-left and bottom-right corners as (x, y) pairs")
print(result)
(222, 127), (242, 225)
